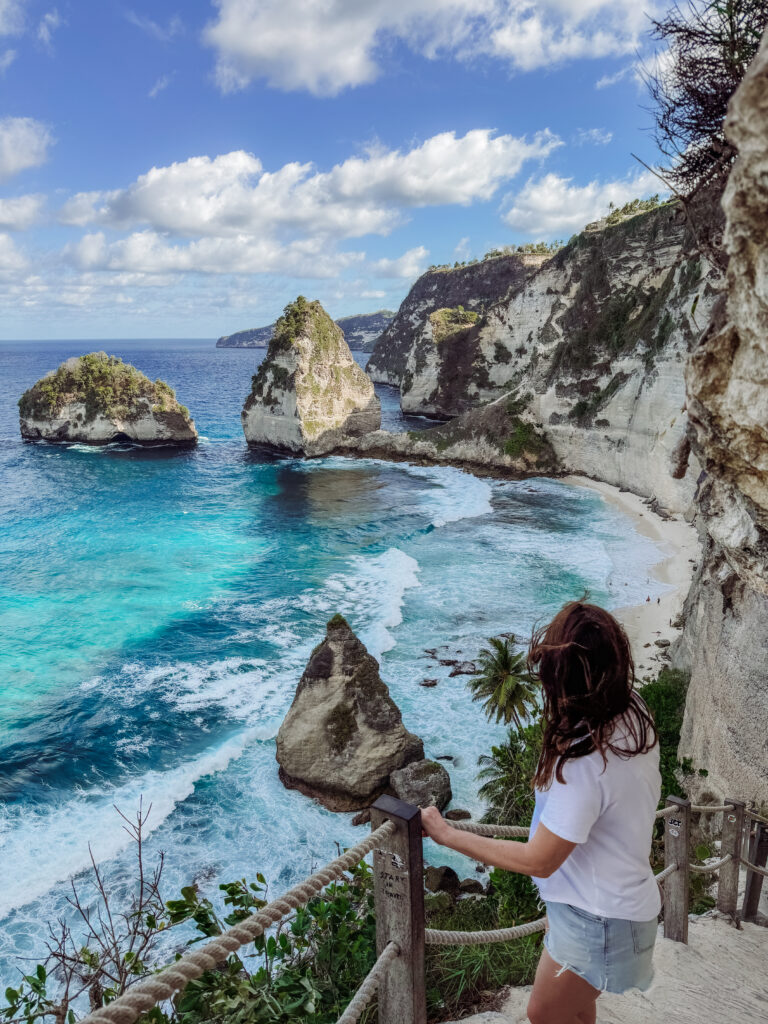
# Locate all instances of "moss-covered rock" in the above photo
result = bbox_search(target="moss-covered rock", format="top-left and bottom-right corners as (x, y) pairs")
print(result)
(276, 614), (423, 811)
(241, 296), (381, 456)
(18, 352), (197, 446)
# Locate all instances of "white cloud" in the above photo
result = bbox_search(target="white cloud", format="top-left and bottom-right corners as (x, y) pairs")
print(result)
(370, 246), (428, 278)
(67, 230), (365, 277)
(595, 65), (633, 89)
(148, 72), (173, 98)
(575, 127), (612, 146)
(0, 47), (15, 71)
(204, 0), (660, 96)
(37, 8), (61, 49)
(0, 117), (52, 180)
(0, 0), (25, 36)
(0, 231), (26, 269)
(59, 130), (560, 240)
(454, 236), (470, 259)
(0, 192), (45, 228)
(361, 289), (386, 299)
(125, 10), (183, 42)
(502, 170), (663, 236)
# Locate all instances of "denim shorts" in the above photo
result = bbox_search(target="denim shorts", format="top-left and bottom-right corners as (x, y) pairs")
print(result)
(543, 900), (658, 994)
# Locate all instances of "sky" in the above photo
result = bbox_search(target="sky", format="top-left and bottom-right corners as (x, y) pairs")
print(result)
(0, 0), (672, 340)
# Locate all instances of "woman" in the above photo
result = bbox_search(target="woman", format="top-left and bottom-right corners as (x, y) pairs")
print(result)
(421, 601), (661, 1024)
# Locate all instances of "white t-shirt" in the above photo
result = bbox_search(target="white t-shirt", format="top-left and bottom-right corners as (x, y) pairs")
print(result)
(530, 723), (661, 921)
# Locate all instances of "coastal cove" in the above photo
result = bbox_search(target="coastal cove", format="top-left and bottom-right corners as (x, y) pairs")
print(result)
(0, 339), (689, 986)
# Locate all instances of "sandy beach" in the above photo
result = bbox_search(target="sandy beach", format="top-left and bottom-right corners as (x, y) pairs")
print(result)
(562, 475), (701, 680)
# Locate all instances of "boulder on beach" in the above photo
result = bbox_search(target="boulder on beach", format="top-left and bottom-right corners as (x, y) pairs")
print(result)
(276, 614), (424, 811)
(18, 352), (197, 446)
(241, 296), (381, 456)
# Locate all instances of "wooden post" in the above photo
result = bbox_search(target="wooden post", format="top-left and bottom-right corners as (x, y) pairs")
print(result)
(663, 796), (690, 943)
(742, 820), (768, 923)
(716, 799), (745, 917)
(370, 795), (426, 1024)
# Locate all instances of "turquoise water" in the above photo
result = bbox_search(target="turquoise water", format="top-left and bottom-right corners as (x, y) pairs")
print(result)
(0, 339), (669, 983)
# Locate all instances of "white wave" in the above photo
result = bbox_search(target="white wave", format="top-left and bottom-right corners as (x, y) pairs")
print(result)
(0, 730), (257, 919)
(402, 464), (493, 527)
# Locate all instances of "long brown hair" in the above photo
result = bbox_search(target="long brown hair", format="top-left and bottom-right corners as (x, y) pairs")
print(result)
(529, 600), (657, 789)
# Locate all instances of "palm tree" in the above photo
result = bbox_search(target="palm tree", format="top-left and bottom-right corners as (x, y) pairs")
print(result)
(467, 635), (539, 730)
(477, 720), (543, 825)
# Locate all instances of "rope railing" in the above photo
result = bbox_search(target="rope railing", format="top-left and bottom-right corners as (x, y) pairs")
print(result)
(690, 803), (735, 814)
(72, 792), (766, 1024)
(654, 862), (679, 883)
(79, 819), (396, 1024)
(449, 821), (530, 838)
(425, 915), (547, 946)
(688, 853), (732, 873)
(336, 941), (400, 1024)
(655, 805), (679, 819)
(741, 857), (768, 879)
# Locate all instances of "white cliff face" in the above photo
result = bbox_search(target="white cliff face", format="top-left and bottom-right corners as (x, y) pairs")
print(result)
(241, 298), (381, 457)
(21, 400), (197, 445)
(674, 30), (768, 805)
(388, 205), (722, 514)
(18, 353), (197, 446)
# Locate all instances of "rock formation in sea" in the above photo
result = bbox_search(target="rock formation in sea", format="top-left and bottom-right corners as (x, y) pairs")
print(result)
(217, 309), (395, 352)
(275, 614), (424, 811)
(674, 30), (768, 805)
(367, 204), (722, 513)
(18, 352), (198, 446)
(241, 296), (381, 457)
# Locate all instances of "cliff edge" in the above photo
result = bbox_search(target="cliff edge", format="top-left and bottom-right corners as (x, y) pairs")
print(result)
(674, 28), (768, 805)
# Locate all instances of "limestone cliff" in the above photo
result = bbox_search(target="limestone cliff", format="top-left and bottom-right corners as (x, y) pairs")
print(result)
(276, 614), (424, 811)
(18, 352), (197, 446)
(366, 254), (534, 386)
(674, 31), (768, 805)
(241, 297), (381, 456)
(372, 206), (722, 513)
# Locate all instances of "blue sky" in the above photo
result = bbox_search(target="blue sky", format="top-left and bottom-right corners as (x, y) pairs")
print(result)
(1, 0), (670, 339)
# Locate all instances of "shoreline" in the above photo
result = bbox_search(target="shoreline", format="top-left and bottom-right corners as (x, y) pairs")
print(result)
(561, 474), (701, 679)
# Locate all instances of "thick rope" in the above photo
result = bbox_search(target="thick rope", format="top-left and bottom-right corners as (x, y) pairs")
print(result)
(654, 862), (679, 883)
(425, 915), (547, 946)
(448, 821), (530, 838)
(81, 819), (396, 1024)
(741, 857), (768, 879)
(690, 803), (735, 814)
(335, 941), (400, 1024)
(746, 809), (768, 826)
(655, 805), (679, 819)
(688, 853), (732, 873)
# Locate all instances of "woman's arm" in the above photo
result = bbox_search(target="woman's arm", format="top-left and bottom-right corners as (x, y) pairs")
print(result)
(420, 805), (576, 878)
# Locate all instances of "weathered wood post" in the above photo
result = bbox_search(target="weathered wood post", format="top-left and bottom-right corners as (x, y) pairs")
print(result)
(742, 819), (768, 923)
(717, 799), (745, 917)
(370, 795), (426, 1024)
(663, 796), (691, 943)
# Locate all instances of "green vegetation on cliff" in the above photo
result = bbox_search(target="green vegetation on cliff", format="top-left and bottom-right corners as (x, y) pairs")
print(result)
(429, 305), (479, 343)
(18, 352), (189, 423)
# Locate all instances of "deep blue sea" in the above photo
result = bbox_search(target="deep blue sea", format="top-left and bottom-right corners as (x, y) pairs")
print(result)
(0, 338), (669, 985)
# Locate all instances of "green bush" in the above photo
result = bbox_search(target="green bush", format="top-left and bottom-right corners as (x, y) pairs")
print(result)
(641, 667), (691, 801)
(18, 352), (184, 424)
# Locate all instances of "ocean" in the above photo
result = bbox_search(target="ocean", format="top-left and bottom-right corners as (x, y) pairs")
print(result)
(0, 338), (670, 984)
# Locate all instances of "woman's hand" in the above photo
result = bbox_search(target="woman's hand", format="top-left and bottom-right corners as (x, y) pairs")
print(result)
(420, 805), (452, 845)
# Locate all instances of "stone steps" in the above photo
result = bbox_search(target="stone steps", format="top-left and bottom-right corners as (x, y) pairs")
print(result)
(441, 915), (768, 1024)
